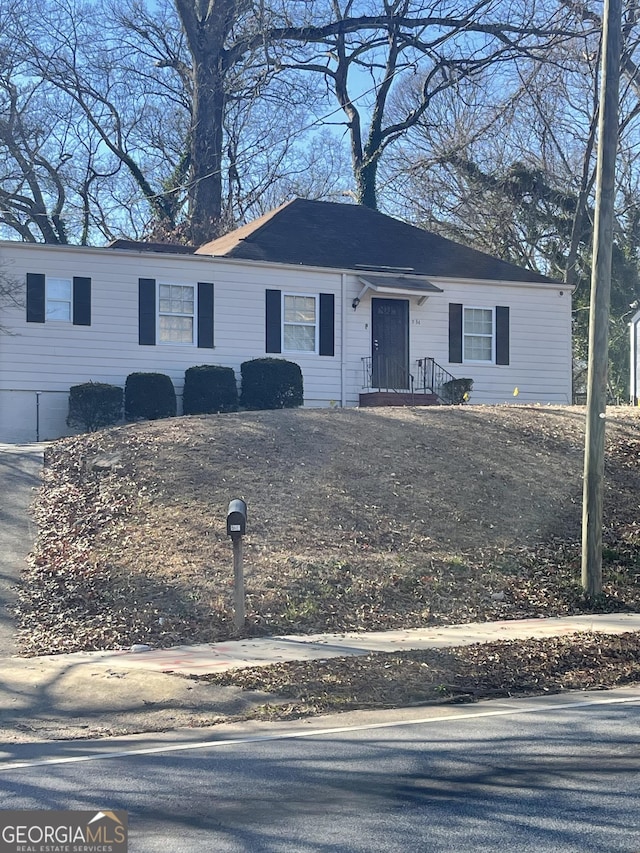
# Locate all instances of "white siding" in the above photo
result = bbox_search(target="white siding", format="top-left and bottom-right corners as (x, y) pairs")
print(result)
(343, 275), (572, 406)
(0, 241), (571, 442)
(0, 243), (343, 441)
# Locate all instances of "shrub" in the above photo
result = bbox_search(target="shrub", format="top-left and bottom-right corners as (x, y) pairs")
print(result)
(67, 382), (123, 432)
(240, 358), (304, 410)
(183, 365), (238, 414)
(441, 377), (474, 405)
(125, 372), (176, 421)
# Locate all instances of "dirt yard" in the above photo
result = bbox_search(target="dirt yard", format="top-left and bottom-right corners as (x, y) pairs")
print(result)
(16, 405), (640, 655)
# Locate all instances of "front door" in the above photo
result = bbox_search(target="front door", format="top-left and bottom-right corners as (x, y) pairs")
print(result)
(371, 298), (410, 390)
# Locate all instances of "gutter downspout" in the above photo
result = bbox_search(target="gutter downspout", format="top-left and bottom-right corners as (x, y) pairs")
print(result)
(631, 313), (640, 405)
(341, 273), (347, 407)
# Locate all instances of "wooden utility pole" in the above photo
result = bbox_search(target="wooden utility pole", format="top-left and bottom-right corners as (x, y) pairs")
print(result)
(581, 0), (622, 597)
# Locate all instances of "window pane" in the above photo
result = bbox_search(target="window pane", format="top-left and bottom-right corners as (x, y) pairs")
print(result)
(284, 323), (315, 351)
(48, 279), (72, 300)
(46, 301), (71, 321)
(284, 296), (315, 323)
(160, 284), (194, 315)
(160, 315), (193, 343)
(464, 308), (492, 335)
(46, 278), (72, 321)
(464, 335), (492, 361)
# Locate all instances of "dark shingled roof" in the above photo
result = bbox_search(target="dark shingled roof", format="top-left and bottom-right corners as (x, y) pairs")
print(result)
(108, 239), (196, 254)
(195, 198), (557, 284)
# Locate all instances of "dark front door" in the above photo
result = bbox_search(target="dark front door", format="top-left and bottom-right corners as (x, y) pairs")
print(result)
(371, 298), (410, 390)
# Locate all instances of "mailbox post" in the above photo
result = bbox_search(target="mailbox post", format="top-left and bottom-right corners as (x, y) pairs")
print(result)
(226, 499), (247, 631)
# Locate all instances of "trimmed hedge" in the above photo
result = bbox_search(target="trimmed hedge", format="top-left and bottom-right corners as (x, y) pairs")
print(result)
(240, 358), (304, 410)
(125, 372), (176, 421)
(183, 365), (239, 414)
(67, 382), (123, 432)
(441, 377), (474, 405)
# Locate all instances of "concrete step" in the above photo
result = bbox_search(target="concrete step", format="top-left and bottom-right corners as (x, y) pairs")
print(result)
(359, 391), (439, 407)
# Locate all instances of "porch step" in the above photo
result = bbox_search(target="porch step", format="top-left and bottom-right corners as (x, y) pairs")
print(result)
(359, 391), (439, 407)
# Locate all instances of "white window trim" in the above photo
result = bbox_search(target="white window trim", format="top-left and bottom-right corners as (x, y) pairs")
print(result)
(157, 281), (197, 346)
(282, 292), (319, 354)
(463, 305), (495, 364)
(46, 276), (73, 323)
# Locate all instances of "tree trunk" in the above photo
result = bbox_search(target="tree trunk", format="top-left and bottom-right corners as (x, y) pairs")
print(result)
(189, 55), (225, 245)
(174, 0), (236, 245)
(356, 161), (378, 210)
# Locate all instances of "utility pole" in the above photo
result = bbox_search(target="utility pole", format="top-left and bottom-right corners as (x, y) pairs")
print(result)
(581, 0), (622, 597)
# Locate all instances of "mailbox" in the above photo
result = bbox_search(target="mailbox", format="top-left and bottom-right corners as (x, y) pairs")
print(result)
(227, 499), (247, 538)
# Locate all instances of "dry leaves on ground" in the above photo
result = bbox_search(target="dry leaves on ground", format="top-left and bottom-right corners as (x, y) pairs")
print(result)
(15, 405), (640, 655)
(198, 631), (640, 719)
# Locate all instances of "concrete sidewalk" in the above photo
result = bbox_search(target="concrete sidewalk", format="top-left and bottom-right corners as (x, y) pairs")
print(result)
(31, 612), (640, 674)
(0, 444), (44, 657)
(1, 613), (639, 744)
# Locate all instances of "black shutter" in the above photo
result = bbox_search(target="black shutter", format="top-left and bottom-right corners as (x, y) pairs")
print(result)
(26, 273), (45, 323)
(72, 277), (91, 326)
(319, 293), (335, 356)
(197, 282), (214, 348)
(448, 303), (463, 363)
(138, 278), (156, 345)
(496, 306), (510, 365)
(265, 289), (281, 353)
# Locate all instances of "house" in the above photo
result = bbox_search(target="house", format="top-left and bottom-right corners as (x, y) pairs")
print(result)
(0, 198), (573, 443)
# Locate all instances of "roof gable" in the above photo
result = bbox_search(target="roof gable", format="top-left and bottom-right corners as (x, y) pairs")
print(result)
(195, 198), (557, 284)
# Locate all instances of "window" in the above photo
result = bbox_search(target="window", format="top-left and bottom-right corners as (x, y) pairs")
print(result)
(265, 290), (334, 356)
(26, 274), (91, 325)
(46, 278), (72, 321)
(463, 307), (493, 362)
(138, 279), (213, 347)
(449, 303), (509, 366)
(283, 294), (317, 353)
(159, 283), (195, 344)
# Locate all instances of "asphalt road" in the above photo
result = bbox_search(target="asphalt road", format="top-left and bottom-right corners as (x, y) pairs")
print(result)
(2, 689), (639, 852)
(0, 445), (43, 655)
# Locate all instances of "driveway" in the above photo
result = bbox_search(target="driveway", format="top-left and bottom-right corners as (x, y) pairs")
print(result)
(0, 444), (45, 655)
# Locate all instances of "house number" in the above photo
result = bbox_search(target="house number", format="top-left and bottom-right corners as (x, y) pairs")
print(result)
(412, 319), (421, 325)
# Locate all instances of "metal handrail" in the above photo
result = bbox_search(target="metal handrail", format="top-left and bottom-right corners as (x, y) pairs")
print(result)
(361, 355), (413, 393)
(416, 357), (457, 401)
(361, 355), (462, 403)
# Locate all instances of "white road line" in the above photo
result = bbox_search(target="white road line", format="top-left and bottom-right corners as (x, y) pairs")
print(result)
(1, 694), (639, 772)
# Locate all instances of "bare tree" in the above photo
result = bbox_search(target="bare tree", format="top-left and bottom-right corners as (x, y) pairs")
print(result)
(0, 255), (23, 333)
(138, 0), (585, 238)
(0, 10), (73, 243)
(257, 0), (584, 210)
(0, 0), (165, 243)
(382, 11), (640, 397)
(0, 0), (587, 244)
(1, 0), (347, 243)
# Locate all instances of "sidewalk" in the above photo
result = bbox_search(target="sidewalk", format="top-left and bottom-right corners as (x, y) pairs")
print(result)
(32, 612), (640, 674)
(0, 444), (44, 657)
(1, 613), (639, 744)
